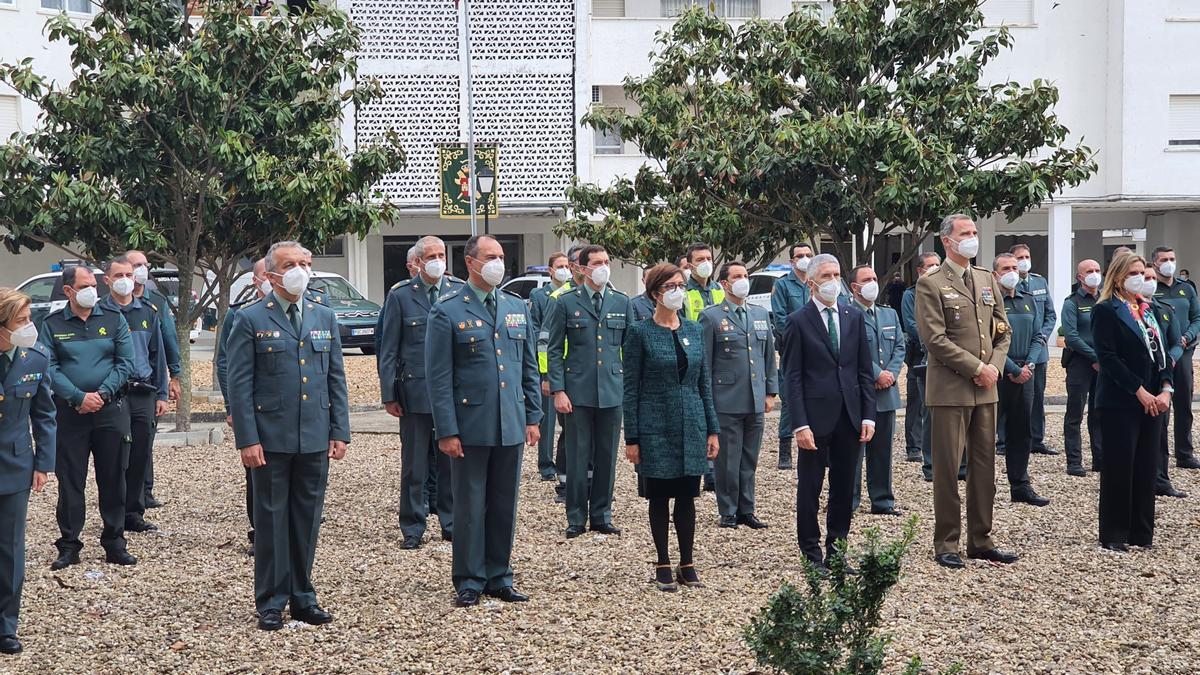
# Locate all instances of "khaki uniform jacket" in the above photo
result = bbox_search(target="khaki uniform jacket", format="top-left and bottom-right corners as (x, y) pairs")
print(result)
(915, 264), (1011, 407)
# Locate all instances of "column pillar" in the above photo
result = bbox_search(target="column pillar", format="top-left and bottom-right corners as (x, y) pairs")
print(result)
(347, 234), (370, 300)
(978, 214), (997, 267)
(1048, 204), (1073, 334)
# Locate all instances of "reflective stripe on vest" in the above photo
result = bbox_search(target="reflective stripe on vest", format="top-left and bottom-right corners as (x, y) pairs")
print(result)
(542, 281), (574, 373)
(685, 287), (725, 321)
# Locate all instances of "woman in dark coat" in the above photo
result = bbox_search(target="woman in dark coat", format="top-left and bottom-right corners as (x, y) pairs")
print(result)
(623, 263), (719, 591)
(1093, 253), (1174, 552)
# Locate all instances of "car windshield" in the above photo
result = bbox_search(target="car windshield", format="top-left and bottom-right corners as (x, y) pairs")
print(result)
(311, 277), (364, 301)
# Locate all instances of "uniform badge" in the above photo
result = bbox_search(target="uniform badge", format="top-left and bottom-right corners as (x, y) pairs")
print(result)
(682, 337), (690, 346)
(476, 320), (483, 327)
(142, 320), (149, 329)
(458, 322), (466, 330)
(574, 311), (581, 317)
(505, 314), (527, 328)
(19, 351), (26, 360)
(753, 320), (769, 331)
(98, 327), (107, 336)
(1024, 304), (1031, 312)
(996, 322), (1008, 333)
(980, 287), (995, 305)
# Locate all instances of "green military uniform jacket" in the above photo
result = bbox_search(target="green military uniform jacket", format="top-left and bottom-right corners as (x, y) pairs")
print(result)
(376, 275), (464, 414)
(699, 300), (778, 415)
(545, 284), (630, 409)
(424, 285), (542, 447)
(40, 304), (135, 407)
(770, 271), (811, 338)
(1061, 288), (1099, 367)
(1017, 272), (1055, 365)
(226, 292), (351, 453)
(855, 301), (906, 412)
(1001, 288), (1046, 377)
(530, 281), (570, 375)
(0, 342), (56, 495)
(141, 286), (181, 378)
(1153, 278), (1200, 350)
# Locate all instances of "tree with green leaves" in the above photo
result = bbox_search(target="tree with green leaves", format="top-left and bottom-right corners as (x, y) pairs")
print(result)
(0, 0), (406, 429)
(560, 0), (1097, 273)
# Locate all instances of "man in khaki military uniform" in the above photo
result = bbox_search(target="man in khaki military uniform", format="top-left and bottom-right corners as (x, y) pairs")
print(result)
(916, 214), (1018, 570)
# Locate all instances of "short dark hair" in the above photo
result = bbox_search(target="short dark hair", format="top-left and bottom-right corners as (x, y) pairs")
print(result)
(645, 263), (683, 302)
(717, 261), (746, 282)
(1009, 243), (1031, 256)
(464, 234), (498, 260)
(61, 265), (84, 287)
(675, 254), (688, 267)
(685, 242), (712, 264)
(848, 263), (873, 285)
(566, 244), (583, 264)
(577, 244), (607, 268)
(1152, 246), (1175, 263)
(103, 254), (131, 275)
(790, 243), (813, 258)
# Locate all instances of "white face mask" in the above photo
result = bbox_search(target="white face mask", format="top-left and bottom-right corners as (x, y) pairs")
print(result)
(73, 286), (98, 309)
(817, 280), (841, 303)
(479, 258), (506, 287)
(1143, 277), (1159, 296)
(949, 236), (979, 259)
(662, 287), (686, 311)
(794, 256), (811, 273)
(111, 277), (135, 297)
(681, 269), (692, 283)
(693, 260), (713, 281)
(1124, 275), (1145, 295)
(1017, 258), (1032, 274)
(729, 277), (751, 299)
(6, 322), (37, 349)
(258, 279), (273, 297)
(588, 264), (611, 287)
(423, 258), (446, 280)
(553, 267), (572, 283)
(1083, 272), (1102, 290)
(924, 264), (939, 276)
(278, 265), (310, 296)
(859, 280), (879, 303)
(998, 271), (1020, 290)
(1159, 261), (1177, 278)
(132, 266), (149, 285)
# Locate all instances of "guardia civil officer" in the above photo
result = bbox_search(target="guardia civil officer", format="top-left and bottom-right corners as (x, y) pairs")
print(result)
(99, 256), (169, 533)
(530, 252), (572, 482)
(1011, 243), (1057, 456)
(547, 245), (586, 504)
(40, 266), (136, 570)
(125, 250), (181, 509)
(425, 234), (542, 608)
(1061, 259), (1103, 476)
(902, 253), (939, 466)
(377, 235), (462, 549)
(217, 257), (271, 550)
(546, 244), (629, 538)
(699, 261), (777, 529)
(629, 265), (656, 323)
(0, 289), (56, 655)
(994, 254), (1050, 507)
(770, 243), (814, 471)
(681, 243), (723, 491)
(847, 264), (904, 516)
(227, 241), (350, 631)
(1150, 246), (1200, 475)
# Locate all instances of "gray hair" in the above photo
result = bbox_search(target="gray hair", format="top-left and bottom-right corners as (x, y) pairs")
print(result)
(266, 241), (305, 272)
(916, 252), (941, 268)
(406, 246), (418, 264)
(939, 214), (973, 238)
(412, 235), (445, 261)
(809, 253), (840, 279)
(993, 252), (1017, 270)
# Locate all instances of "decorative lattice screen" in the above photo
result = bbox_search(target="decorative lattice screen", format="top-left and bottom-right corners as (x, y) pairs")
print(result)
(351, 0), (577, 206)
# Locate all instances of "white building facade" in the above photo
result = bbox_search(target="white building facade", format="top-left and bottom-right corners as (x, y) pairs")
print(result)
(4, 0), (1200, 309)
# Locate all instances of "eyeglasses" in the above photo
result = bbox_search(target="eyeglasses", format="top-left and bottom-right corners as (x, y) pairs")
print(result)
(660, 283), (686, 293)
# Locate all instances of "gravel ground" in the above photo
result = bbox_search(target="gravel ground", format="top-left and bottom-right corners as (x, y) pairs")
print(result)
(7, 409), (1200, 674)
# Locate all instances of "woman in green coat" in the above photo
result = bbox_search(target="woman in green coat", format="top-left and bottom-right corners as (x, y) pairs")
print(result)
(623, 263), (720, 592)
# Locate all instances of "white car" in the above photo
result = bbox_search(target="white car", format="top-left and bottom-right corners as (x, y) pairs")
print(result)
(747, 269), (786, 315)
(500, 274), (552, 300)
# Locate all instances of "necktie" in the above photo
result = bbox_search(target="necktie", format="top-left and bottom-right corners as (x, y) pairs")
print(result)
(736, 306), (747, 330)
(593, 290), (602, 316)
(287, 303), (300, 334)
(0, 353), (9, 383)
(826, 307), (839, 356)
(485, 293), (497, 322)
(429, 285), (439, 307)
(963, 268), (974, 294)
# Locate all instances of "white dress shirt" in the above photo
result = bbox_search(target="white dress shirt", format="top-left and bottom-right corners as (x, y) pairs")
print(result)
(793, 297), (874, 434)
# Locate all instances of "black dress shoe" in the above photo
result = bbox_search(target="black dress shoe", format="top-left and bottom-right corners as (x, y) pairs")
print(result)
(540, 473), (557, 482)
(145, 494), (164, 509)
(904, 452), (922, 462)
(258, 609), (284, 631)
(778, 439), (793, 470)
(1012, 491), (1050, 507)
(0, 636), (21, 655)
(718, 515), (738, 528)
(1178, 457), (1200, 469)
(589, 522), (621, 535)
(702, 478), (716, 492)
(923, 475), (933, 483)
(401, 535), (422, 550)
(565, 525), (586, 538)
(455, 589), (480, 607)
(1032, 446), (1059, 455)
(934, 553), (965, 569)
(484, 587), (529, 602)
(1066, 467), (1088, 477)
(1157, 486), (1189, 498)
(995, 446), (1006, 456)
(554, 484), (566, 504)
(50, 551), (79, 571)
(869, 507), (902, 516)
(292, 605), (333, 625)
(1101, 542), (1129, 553)
(125, 520), (158, 533)
(105, 550), (137, 566)
(737, 514), (768, 529)
(968, 548), (1019, 564)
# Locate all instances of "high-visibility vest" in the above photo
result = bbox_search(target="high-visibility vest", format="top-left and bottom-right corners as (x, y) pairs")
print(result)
(538, 281), (574, 374)
(685, 286), (725, 321)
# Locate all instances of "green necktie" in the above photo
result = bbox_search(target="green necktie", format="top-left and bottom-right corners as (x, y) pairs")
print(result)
(485, 293), (497, 322)
(429, 285), (439, 307)
(826, 307), (839, 356)
(0, 353), (9, 382)
(593, 290), (603, 316)
(287, 303), (300, 334)
(736, 305), (747, 330)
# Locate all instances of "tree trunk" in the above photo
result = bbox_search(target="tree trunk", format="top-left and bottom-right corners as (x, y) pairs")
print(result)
(173, 252), (197, 433)
(211, 273), (232, 390)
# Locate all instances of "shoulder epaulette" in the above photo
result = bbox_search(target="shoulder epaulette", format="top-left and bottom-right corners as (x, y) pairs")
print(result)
(500, 289), (524, 300)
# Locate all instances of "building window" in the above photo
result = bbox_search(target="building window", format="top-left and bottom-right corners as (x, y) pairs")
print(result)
(0, 0), (15, 8)
(791, 1), (833, 21)
(0, 96), (19, 142)
(592, 86), (602, 104)
(314, 236), (345, 257)
(594, 120), (624, 155)
(593, 0), (624, 17)
(1169, 95), (1200, 146)
(41, 0), (93, 12)
(981, 0), (1034, 26)
(663, 0), (759, 19)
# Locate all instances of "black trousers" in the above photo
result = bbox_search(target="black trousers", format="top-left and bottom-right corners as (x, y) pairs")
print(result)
(1099, 407), (1161, 546)
(1031, 361), (1049, 450)
(795, 413), (857, 564)
(125, 391), (156, 525)
(998, 375), (1033, 496)
(0, 490), (28, 637)
(54, 399), (131, 556)
(1160, 351), (1195, 464)
(1064, 361), (1101, 470)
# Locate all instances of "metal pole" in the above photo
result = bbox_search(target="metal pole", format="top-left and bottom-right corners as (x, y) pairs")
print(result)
(484, 207), (490, 235)
(462, 0), (478, 237)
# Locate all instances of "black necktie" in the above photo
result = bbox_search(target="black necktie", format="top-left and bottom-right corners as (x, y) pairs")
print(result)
(287, 304), (300, 334)
(593, 290), (602, 316)
(0, 353), (10, 382)
(485, 293), (497, 321)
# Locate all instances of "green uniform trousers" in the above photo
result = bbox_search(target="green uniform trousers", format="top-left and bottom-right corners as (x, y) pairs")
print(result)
(251, 451), (329, 613)
(452, 444), (522, 594)
(564, 406), (621, 528)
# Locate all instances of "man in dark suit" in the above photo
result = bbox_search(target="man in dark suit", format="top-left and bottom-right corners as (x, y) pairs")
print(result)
(781, 254), (876, 571)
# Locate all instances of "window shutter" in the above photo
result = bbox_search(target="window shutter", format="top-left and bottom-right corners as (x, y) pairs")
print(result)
(0, 96), (20, 142)
(982, 0), (1033, 25)
(593, 0), (624, 17)
(1169, 95), (1200, 145)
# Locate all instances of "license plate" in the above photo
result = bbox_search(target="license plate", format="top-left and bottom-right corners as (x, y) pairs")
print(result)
(351, 327), (374, 336)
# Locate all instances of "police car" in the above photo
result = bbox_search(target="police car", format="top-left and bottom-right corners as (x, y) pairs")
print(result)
(230, 270), (381, 354)
(747, 266), (789, 315)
